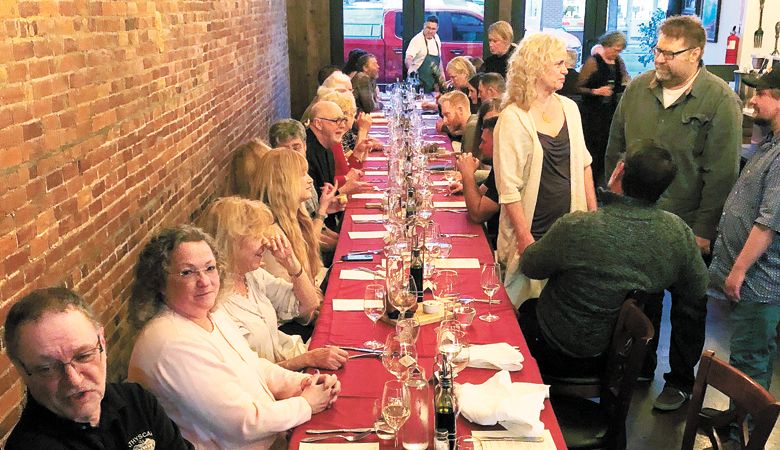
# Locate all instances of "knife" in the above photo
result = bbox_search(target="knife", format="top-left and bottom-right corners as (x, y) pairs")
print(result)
(440, 233), (478, 238)
(330, 345), (383, 353)
(475, 436), (545, 443)
(305, 428), (375, 435)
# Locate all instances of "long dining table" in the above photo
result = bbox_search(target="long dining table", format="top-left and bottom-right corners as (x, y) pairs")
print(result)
(288, 111), (566, 449)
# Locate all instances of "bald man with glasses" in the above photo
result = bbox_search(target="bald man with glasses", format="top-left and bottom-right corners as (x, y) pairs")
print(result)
(4, 287), (193, 449)
(605, 15), (741, 412)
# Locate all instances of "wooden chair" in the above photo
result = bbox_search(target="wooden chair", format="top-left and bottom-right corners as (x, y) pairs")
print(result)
(549, 298), (655, 450)
(681, 350), (780, 450)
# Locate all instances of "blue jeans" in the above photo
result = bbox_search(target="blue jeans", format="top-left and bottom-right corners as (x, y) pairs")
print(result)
(729, 301), (780, 391)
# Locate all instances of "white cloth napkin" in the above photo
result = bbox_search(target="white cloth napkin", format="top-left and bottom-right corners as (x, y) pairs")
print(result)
(352, 193), (384, 199)
(351, 214), (383, 221)
(456, 370), (548, 435)
(339, 270), (379, 281)
(434, 201), (467, 208)
(468, 343), (524, 371)
(433, 258), (480, 269)
(348, 231), (387, 239)
(300, 443), (378, 450)
(332, 299), (370, 311)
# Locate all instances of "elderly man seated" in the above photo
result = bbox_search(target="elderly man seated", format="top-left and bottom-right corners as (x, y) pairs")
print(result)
(4, 287), (193, 449)
(518, 144), (709, 379)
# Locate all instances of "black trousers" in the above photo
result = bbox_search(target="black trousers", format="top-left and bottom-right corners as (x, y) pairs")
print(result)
(517, 299), (605, 378)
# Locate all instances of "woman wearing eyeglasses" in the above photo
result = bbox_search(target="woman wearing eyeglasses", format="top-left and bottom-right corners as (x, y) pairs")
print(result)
(198, 196), (347, 370)
(127, 225), (340, 449)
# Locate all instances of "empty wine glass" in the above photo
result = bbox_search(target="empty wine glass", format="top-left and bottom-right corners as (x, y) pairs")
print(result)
(390, 274), (417, 319)
(363, 284), (386, 350)
(381, 380), (411, 448)
(479, 263), (501, 322)
(396, 317), (420, 345)
(382, 332), (418, 380)
(433, 269), (460, 306)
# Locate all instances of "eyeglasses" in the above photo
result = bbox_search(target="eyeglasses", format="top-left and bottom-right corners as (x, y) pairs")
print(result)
(20, 336), (103, 379)
(652, 46), (694, 60)
(317, 117), (348, 126)
(169, 264), (218, 280)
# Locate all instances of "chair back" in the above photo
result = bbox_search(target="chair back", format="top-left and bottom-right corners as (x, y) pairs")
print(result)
(681, 350), (780, 450)
(600, 297), (655, 448)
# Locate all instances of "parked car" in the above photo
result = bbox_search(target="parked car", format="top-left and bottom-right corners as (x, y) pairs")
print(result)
(344, 0), (484, 82)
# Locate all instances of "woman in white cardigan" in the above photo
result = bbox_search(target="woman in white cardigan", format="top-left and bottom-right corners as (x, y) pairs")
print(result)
(494, 33), (598, 309)
(198, 196), (348, 370)
(127, 225), (340, 449)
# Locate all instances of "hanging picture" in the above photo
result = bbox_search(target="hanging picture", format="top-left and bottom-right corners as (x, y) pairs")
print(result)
(697, 0), (722, 42)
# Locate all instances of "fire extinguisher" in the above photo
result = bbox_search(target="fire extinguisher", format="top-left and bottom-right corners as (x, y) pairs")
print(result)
(726, 26), (740, 64)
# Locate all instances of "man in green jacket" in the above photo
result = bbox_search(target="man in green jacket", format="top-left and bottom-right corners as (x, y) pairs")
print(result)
(604, 15), (741, 411)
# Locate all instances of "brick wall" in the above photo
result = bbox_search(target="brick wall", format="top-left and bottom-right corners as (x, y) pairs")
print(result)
(0, 0), (291, 440)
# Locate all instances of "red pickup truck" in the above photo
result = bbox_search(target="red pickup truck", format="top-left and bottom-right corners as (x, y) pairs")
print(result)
(344, 1), (484, 83)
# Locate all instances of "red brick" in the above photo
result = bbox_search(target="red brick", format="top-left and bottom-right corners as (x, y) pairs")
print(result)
(12, 42), (34, 59)
(17, 1), (39, 17)
(0, 85), (25, 104)
(45, 169), (63, 190)
(0, 147), (22, 170)
(23, 120), (43, 140)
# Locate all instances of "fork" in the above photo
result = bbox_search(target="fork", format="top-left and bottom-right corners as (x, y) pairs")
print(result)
(754, 0), (765, 47)
(300, 431), (373, 443)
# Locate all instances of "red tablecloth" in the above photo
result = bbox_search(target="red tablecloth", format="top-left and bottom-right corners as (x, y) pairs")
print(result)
(288, 115), (565, 449)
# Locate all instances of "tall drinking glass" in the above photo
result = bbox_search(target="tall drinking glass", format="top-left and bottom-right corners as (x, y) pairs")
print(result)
(363, 284), (386, 349)
(381, 380), (411, 448)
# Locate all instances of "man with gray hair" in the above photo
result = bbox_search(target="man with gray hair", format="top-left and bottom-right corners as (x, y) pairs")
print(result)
(605, 15), (742, 411)
(4, 287), (193, 449)
(477, 72), (506, 103)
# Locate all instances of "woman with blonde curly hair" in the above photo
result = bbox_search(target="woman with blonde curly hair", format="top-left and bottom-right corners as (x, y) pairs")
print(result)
(493, 32), (597, 309)
(198, 196), (348, 370)
(255, 149), (333, 284)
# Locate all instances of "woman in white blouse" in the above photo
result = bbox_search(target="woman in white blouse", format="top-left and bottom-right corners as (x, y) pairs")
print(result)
(127, 225), (340, 449)
(199, 196), (348, 370)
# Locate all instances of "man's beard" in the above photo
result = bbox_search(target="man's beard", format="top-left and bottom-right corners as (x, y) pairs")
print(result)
(753, 116), (771, 128)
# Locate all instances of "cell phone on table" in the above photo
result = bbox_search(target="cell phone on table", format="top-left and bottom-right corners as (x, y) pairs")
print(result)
(341, 253), (374, 262)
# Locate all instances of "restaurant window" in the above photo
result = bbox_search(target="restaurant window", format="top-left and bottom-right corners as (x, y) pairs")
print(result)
(525, 0), (585, 64)
(603, 0), (670, 76)
(425, 1), (484, 72)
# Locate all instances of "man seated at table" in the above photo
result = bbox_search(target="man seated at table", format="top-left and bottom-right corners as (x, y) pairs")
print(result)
(477, 72), (506, 104)
(518, 144), (709, 378)
(439, 90), (479, 154)
(4, 287), (193, 449)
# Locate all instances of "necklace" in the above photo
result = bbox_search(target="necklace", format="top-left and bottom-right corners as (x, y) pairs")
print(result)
(536, 96), (556, 123)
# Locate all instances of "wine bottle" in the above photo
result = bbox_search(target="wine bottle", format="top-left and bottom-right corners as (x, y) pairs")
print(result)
(434, 355), (456, 449)
(410, 246), (424, 303)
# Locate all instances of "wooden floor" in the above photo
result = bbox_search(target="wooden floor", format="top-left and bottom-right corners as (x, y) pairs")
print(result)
(624, 294), (780, 449)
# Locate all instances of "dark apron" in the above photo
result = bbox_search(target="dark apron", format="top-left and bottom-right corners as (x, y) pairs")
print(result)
(418, 37), (441, 93)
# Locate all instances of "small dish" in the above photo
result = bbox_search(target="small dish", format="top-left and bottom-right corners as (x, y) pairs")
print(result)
(422, 300), (441, 314)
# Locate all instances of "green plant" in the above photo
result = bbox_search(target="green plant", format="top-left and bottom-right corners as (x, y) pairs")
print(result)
(638, 8), (667, 67)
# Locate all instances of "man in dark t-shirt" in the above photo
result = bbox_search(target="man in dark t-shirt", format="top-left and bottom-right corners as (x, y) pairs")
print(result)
(4, 287), (193, 450)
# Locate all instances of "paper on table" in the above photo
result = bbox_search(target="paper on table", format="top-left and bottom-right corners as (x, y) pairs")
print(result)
(432, 180), (451, 186)
(434, 201), (467, 208)
(452, 141), (462, 152)
(471, 430), (556, 450)
(332, 299), (366, 311)
(433, 258), (481, 269)
(299, 443), (378, 450)
(352, 193), (384, 199)
(348, 231), (387, 239)
(365, 156), (387, 161)
(352, 214), (383, 221)
(339, 270), (378, 280)
(364, 170), (388, 176)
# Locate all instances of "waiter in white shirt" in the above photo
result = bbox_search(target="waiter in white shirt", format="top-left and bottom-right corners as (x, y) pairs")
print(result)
(405, 16), (445, 92)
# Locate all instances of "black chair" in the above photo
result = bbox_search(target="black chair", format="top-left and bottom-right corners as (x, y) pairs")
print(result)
(548, 298), (655, 450)
(681, 350), (780, 450)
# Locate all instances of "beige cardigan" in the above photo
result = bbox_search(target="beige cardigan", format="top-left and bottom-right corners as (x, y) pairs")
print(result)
(493, 95), (592, 307)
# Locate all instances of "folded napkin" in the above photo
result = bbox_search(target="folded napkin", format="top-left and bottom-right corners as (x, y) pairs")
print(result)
(299, 443), (378, 450)
(332, 299), (368, 311)
(364, 170), (388, 176)
(351, 214), (383, 221)
(456, 370), (548, 434)
(433, 258), (480, 269)
(434, 201), (467, 208)
(352, 193), (384, 199)
(339, 269), (379, 281)
(348, 231), (387, 239)
(468, 343), (524, 371)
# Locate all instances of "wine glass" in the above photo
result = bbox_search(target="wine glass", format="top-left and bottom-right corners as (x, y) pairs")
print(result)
(433, 269), (460, 307)
(437, 234), (453, 259)
(390, 275), (417, 319)
(363, 284), (386, 349)
(381, 380), (411, 448)
(382, 333), (418, 380)
(479, 263), (501, 322)
(396, 317), (420, 345)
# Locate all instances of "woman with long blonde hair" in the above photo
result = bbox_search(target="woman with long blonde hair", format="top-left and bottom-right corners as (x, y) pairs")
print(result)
(255, 149), (331, 283)
(198, 196), (348, 370)
(494, 32), (597, 309)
